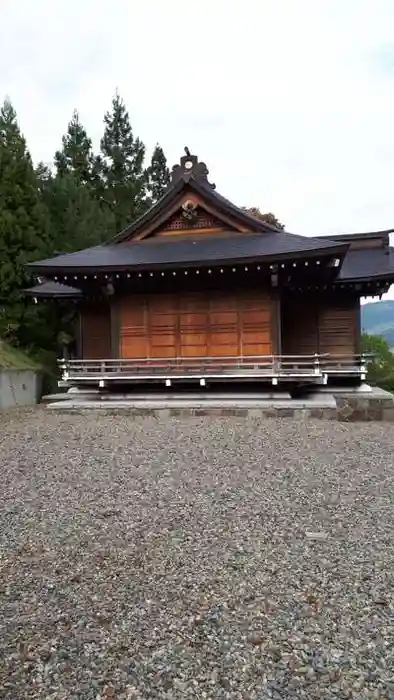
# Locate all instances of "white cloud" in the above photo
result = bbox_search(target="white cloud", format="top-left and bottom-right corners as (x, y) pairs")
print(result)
(1, 0), (394, 296)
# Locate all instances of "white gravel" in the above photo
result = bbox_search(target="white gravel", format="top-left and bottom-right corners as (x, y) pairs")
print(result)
(1, 409), (394, 699)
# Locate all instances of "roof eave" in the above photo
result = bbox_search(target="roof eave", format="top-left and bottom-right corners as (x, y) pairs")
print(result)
(320, 229), (394, 242)
(24, 284), (82, 299)
(337, 272), (394, 284)
(27, 243), (349, 276)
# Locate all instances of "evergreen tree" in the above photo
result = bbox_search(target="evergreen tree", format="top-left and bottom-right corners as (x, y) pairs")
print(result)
(44, 173), (116, 253)
(50, 111), (115, 251)
(54, 110), (95, 185)
(146, 143), (170, 203)
(0, 100), (51, 343)
(35, 161), (53, 192)
(100, 92), (148, 230)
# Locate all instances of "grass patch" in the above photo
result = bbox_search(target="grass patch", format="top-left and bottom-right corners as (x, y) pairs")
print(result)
(0, 340), (41, 371)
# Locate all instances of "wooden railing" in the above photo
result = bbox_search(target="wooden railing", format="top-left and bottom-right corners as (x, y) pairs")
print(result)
(58, 354), (370, 386)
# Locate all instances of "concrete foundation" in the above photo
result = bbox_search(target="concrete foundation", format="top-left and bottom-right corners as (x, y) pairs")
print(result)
(0, 370), (42, 409)
(43, 385), (394, 421)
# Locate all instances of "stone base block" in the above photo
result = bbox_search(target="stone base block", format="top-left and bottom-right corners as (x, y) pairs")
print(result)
(45, 385), (394, 422)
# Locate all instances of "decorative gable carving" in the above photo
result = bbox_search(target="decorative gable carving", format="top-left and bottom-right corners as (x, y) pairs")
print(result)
(111, 149), (271, 245)
(154, 204), (227, 236)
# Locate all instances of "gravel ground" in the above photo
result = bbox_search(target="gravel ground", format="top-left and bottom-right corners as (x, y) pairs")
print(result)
(1, 409), (394, 699)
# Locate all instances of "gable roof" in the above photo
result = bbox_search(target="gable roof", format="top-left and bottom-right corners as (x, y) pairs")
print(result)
(23, 149), (394, 287)
(109, 173), (281, 244)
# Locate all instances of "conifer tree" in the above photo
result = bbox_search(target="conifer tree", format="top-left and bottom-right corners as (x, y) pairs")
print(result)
(100, 92), (148, 230)
(146, 143), (170, 203)
(54, 110), (95, 185)
(50, 112), (115, 252)
(44, 173), (116, 253)
(0, 100), (51, 343)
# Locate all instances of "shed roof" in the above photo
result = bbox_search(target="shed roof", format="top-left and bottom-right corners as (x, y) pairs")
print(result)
(24, 280), (82, 297)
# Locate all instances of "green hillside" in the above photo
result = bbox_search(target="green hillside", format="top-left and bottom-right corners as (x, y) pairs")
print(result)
(0, 340), (40, 370)
(361, 301), (394, 347)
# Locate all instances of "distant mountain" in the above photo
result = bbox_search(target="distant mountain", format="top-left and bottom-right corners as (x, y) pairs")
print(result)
(361, 300), (394, 347)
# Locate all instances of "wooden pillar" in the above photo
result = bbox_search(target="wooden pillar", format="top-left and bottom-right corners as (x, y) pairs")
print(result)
(271, 292), (281, 355)
(354, 296), (361, 354)
(75, 308), (83, 359)
(110, 299), (119, 358)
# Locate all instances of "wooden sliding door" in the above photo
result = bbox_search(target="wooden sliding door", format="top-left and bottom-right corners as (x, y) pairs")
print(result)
(119, 289), (274, 360)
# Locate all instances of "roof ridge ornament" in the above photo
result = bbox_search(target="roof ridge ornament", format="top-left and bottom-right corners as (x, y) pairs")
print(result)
(171, 147), (216, 189)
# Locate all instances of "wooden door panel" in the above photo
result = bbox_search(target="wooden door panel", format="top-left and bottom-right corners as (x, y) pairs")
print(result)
(242, 342), (271, 356)
(179, 313), (208, 333)
(210, 311), (238, 326)
(119, 290), (274, 360)
(119, 297), (147, 359)
(82, 305), (111, 359)
(120, 336), (148, 359)
(150, 345), (177, 358)
(179, 294), (208, 311)
(210, 293), (237, 306)
(180, 343), (207, 357)
(210, 344), (239, 357)
(209, 330), (239, 357)
(242, 309), (271, 324)
(150, 333), (177, 347)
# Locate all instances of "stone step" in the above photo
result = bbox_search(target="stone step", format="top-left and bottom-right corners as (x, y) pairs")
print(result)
(46, 393), (337, 411)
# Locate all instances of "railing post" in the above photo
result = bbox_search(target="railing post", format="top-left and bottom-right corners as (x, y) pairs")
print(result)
(360, 353), (367, 380)
(314, 353), (320, 376)
(58, 357), (69, 381)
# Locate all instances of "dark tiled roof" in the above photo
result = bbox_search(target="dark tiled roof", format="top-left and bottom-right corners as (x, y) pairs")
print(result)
(338, 247), (394, 281)
(24, 281), (82, 297)
(28, 232), (348, 273)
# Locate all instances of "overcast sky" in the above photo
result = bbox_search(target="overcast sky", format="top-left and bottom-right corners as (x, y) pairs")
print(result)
(1, 1), (394, 252)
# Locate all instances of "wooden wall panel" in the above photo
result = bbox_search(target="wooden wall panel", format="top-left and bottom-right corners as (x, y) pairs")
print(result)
(318, 299), (359, 355)
(281, 300), (318, 356)
(81, 304), (112, 359)
(209, 297), (239, 356)
(281, 295), (359, 356)
(148, 295), (177, 358)
(118, 290), (274, 360)
(119, 302), (148, 358)
(179, 294), (209, 357)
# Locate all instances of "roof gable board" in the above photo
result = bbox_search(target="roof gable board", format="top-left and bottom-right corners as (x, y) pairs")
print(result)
(109, 162), (279, 245)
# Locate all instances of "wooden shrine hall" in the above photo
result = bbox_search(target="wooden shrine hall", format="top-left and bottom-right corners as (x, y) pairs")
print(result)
(27, 149), (394, 393)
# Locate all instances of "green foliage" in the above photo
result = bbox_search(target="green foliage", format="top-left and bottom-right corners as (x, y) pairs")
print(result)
(361, 333), (394, 392)
(43, 173), (116, 252)
(54, 110), (95, 185)
(361, 300), (394, 348)
(0, 338), (41, 369)
(0, 100), (51, 343)
(146, 143), (170, 203)
(100, 92), (148, 230)
(243, 206), (285, 229)
(0, 94), (170, 365)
